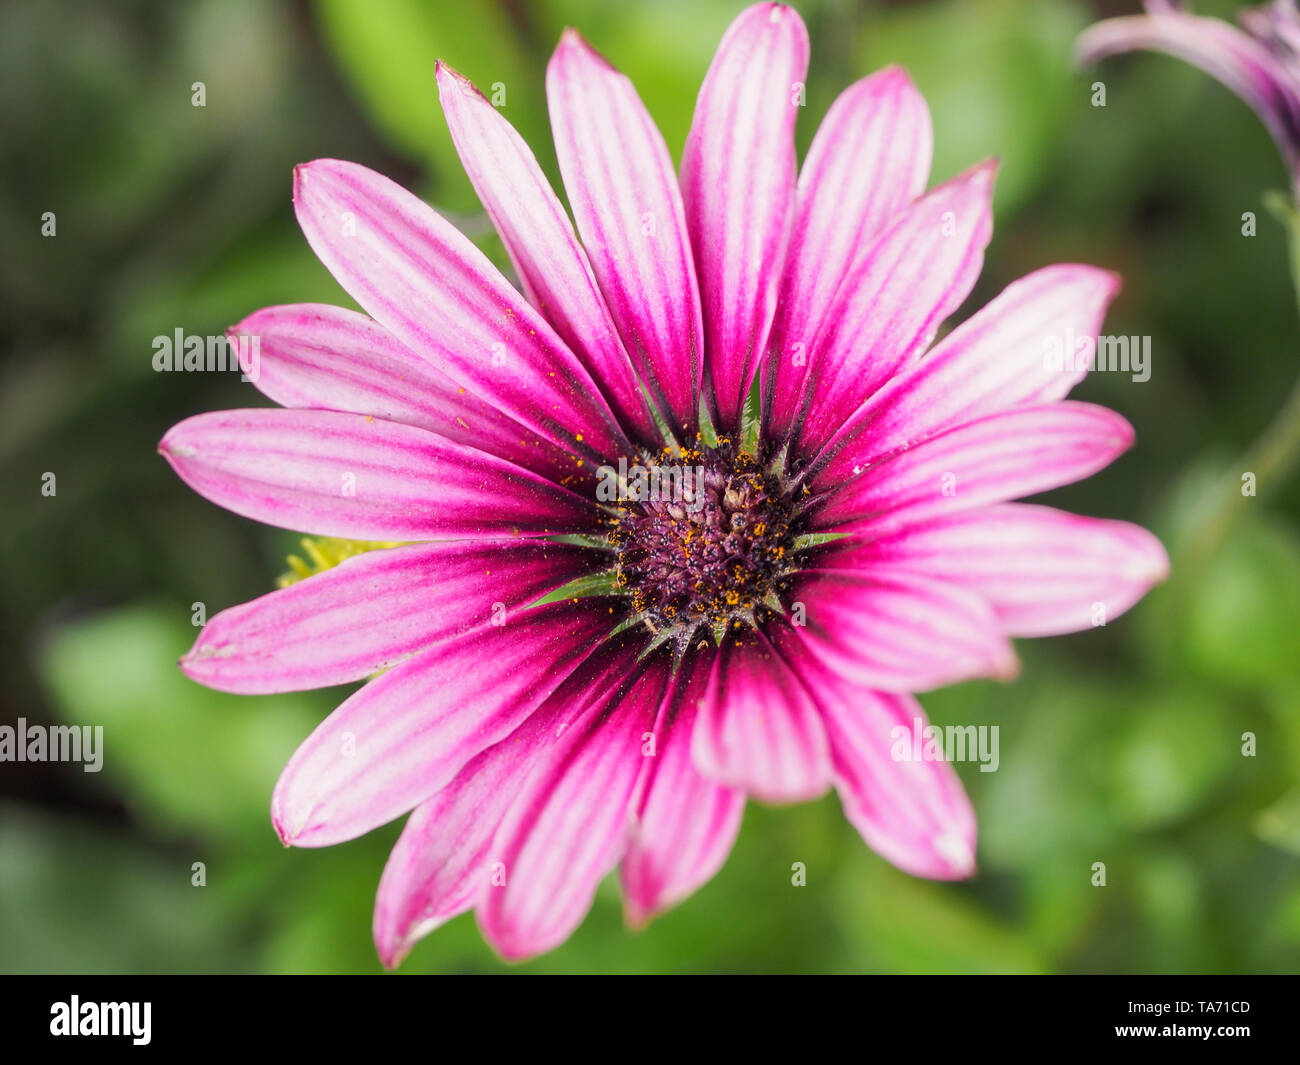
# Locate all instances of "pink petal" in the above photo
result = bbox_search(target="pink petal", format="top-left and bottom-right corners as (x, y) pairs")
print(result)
(292, 158), (629, 464)
(827, 695), (978, 880)
(788, 570), (1018, 692)
(780, 631), (976, 878)
(546, 30), (704, 437)
(435, 63), (657, 445)
(764, 66), (933, 442)
(819, 265), (1122, 468)
(158, 408), (598, 540)
(620, 648), (745, 927)
(477, 654), (671, 961)
(811, 401), (1135, 530)
(181, 539), (602, 694)
(822, 503), (1170, 637)
(373, 640), (643, 968)
(691, 631), (831, 803)
(234, 303), (592, 490)
(680, 2), (809, 433)
(271, 599), (621, 848)
(792, 162), (997, 460)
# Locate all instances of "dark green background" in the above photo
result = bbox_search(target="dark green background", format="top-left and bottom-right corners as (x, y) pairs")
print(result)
(2, 0), (1298, 973)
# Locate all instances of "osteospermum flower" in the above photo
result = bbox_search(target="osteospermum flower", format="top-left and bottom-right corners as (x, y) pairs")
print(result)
(160, 3), (1169, 965)
(1079, 0), (1300, 193)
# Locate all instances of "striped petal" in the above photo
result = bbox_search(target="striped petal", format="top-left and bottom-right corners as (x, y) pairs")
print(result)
(793, 162), (997, 460)
(681, 2), (809, 433)
(478, 654), (671, 960)
(789, 570), (1017, 692)
(819, 265), (1122, 469)
(158, 408), (599, 540)
(372, 640), (643, 968)
(621, 648), (745, 927)
(271, 599), (621, 848)
(547, 30), (703, 437)
(235, 303), (591, 490)
(821, 503), (1169, 637)
(691, 631), (831, 803)
(436, 63), (657, 445)
(181, 539), (603, 694)
(826, 694), (978, 880)
(778, 629), (976, 879)
(764, 66), (933, 442)
(293, 158), (629, 464)
(812, 402), (1135, 530)
(769, 624), (977, 884)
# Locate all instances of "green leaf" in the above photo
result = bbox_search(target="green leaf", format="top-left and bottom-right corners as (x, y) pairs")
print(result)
(1106, 691), (1235, 829)
(0, 804), (255, 973)
(1255, 785), (1300, 855)
(1184, 518), (1300, 685)
(531, 569), (621, 605)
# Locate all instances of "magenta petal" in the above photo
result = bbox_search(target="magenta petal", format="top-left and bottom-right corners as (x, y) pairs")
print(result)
(691, 631), (831, 803)
(821, 265), (1122, 467)
(181, 540), (602, 694)
(234, 303), (591, 488)
(158, 408), (598, 540)
(827, 695), (978, 880)
(436, 63), (657, 445)
(546, 30), (704, 437)
(292, 158), (629, 464)
(825, 503), (1170, 637)
(680, 2), (809, 433)
(789, 570), (1018, 692)
(792, 162), (997, 460)
(621, 649), (744, 927)
(271, 600), (621, 848)
(372, 641), (642, 968)
(811, 401), (1135, 529)
(373, 768), (507, 969)
(764, 66), (933, 442)
(477, 656), (671, 961)
(780, 632), (976, 878)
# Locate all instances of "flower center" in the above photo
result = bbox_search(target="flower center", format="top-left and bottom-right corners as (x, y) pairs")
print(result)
(607, 442), (802, 643)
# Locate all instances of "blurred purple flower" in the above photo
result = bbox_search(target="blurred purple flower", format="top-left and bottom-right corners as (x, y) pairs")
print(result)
(1080, 1), (1300, 192)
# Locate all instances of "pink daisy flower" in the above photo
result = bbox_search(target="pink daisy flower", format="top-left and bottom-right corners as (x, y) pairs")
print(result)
(160, 3), (1168, 965)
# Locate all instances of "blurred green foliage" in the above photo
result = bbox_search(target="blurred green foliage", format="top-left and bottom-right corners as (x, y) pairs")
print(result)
(1, 0), (1298, 973)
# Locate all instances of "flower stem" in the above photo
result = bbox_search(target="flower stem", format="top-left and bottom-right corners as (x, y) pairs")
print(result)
(1178, 193), (1300, 574)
